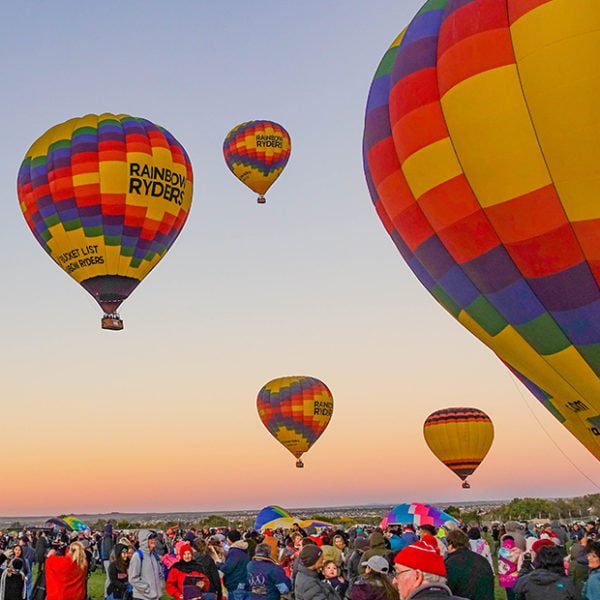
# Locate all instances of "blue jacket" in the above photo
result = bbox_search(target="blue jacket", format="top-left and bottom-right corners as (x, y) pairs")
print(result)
(220, 544), (250, 591)
(388, 535), (403, 552)
(247, 557), (291, 600)
(584, 567), (600, 600)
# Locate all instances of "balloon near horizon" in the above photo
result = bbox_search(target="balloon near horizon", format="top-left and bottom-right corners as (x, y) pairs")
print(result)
(363, 0), (600, 461)
(17, 113), (193, 330)
(257, 376), (333, 468)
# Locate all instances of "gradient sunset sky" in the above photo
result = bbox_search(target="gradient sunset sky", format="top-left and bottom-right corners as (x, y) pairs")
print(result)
(1, 0), (599, 517)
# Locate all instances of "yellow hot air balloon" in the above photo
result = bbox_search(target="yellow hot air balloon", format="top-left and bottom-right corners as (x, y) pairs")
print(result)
(423, 408), (494, 489)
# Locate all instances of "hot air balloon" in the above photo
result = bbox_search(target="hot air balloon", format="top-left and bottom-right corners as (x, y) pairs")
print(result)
(379, 503), (460, 529)
(363, 0), (600, 460)
(17, 113), (193, 330)
(423, 408), (494, 489)
(223, 120), (291, 204)
(257, 376), (333, 468)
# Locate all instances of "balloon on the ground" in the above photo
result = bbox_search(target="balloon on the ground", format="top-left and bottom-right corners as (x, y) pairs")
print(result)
(257, 376), (333, 468)
(423, 408), (494, 488)
(363, 0), (600, 460)
(18, 113), (193, 330)
(223, 120), (291, 204)
(379, 503), (460, 530)
(254, 505), (292, 531)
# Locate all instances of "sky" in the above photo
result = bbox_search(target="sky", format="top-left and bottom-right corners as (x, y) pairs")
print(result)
(1, 0), (599, 517)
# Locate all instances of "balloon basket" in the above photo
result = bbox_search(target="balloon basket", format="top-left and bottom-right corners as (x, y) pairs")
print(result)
(102, 313), (123, 331)
(295, 459), (304, 469)
(462, 481), (471, 489)
(257, 196), (266, 204)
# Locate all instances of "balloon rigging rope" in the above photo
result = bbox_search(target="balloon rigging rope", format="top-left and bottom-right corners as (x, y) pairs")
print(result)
(507, 372), (600, 492)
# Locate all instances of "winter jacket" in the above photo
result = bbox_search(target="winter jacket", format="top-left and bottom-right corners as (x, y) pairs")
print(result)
(513, 569), (579, 600)
(219, 542), (250, 592)
(404, 583), (467, 599)
(568, 545), (588, 594)
(166, 562), (210, 600)
(193, 552), (222, 599)
(347, 575), (393, 600)
(247, 556), (291, 600)
(294, 564), (340, 600)
(34, 538), (47, 566)
(387, 536), (403, 553)
(107, 560), (129, 600)
(0, 568), (26, 600)
(358, 535), (387, 575)
(584, 567), (600, 600)
(445, 547), (494, 600)
(128, 530), (164, 600)
(102, 529), (115, 562)
(45, 555), (87, 600)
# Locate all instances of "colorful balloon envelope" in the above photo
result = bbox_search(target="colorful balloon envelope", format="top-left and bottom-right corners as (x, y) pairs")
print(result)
(257, 376), (333, 467)
(254, 505), (292, 530)
(363, 1), (600, 460)
(379, 503), (460, 529)
(17, 113), (193, 330)
(423, 408), (494, 488)
(223, 120), (291, 204)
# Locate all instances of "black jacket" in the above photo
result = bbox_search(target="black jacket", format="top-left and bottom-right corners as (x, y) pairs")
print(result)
(405, 584), (467, 599)
(194, 551), (222, 600)
(294, 564), (340, 600)
(513, 569), (579, 600)
(445, 547), (494, 600)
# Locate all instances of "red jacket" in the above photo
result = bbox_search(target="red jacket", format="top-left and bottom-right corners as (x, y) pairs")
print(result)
(45, 555), (87, 600)
(166, 564), (211, 600)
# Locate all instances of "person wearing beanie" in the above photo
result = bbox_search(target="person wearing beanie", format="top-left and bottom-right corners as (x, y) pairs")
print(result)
(107, 543), (131, 600)
(166, 543), (211, 600)
(246, 543), (291, 600)
(393, 541), (463, 600)
(294, 545), (340, 600)
(217, 531), (250, 600)
(444, 530), (493, 600)
(359, 533), (388, 575)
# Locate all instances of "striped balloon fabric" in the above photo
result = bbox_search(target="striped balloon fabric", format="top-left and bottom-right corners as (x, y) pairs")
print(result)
(363, 0), (600, 460)
(257, 376), (333, 467)
(379, 502), (460, 529)
(423, 408), (494, 485)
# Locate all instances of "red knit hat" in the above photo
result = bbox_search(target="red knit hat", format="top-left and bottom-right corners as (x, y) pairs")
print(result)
(178, 543), (193, 559)
(532, 539), (555, 554)
(394, 541), (446, 577)
(420, 535), (440, 554)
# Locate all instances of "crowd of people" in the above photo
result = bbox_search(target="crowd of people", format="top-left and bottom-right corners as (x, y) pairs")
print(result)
(1, 518), (600, 600)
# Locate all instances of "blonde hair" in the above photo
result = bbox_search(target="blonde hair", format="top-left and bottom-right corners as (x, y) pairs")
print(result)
(68, 542), (87, 570)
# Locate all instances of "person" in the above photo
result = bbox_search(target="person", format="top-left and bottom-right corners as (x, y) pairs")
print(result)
(568, 541), (588, 594)
(166, 543), (210, 600)
(322, 561), (347, 598)
(347, 538), (370, 586)
(0, 558), (27, 600)
(584, 540), (600, 600)
(34, 534), (48, 572)
(128, 530), (164, 600)
(294, 545), (339, 600)
(444, 529), (493, 600)
(385, 529), (403, 554)
(246, 542), (291, 600)
(216, 531), (249, 600)
(418, 527), (446, 559)
(392, 541), (464, 599)
(467, 529), (494, 573)
(45, 541), (88, 600)
(359, 534), (387, 575)
(498, 536), (522, 600)
(398, 527), (418, 552)
(513, 545), (578, 600)
(191, 538), (222, 600)
(261, 532), (279, 563)
(107, 543), (131, 600)
(348, 556), (397, 600)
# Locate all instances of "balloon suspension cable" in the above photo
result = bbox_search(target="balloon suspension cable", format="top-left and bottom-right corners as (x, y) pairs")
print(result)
(507, 372), (600, 491)
(257, 195), (266, 204)
(295, 459), (304, 468)
(101, 312), (124, 331)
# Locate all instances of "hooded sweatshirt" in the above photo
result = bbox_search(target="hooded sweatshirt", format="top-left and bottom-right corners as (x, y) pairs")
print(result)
(219, 540), (250, 591)
(128, 530), (163, 600)
(513, 569), (578, 600)
(358, 534), (387, 575)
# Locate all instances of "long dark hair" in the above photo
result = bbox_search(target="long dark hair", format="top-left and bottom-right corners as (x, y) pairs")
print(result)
(362, 571), (399, 600)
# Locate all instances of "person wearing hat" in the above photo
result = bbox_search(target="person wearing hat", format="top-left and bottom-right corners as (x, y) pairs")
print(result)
(348, 556), (398, 600)
(246, 542), (291, 600)
(444, 530), (493, 600)
(294, 545), (339, 600)
(217, 531), (250, 600)
(107, 543), (131, 600)
(166, 543), (211, 600)
(359, 533), (388, 575)
(392, 541), (464, 600)
(513, 545), (578, 600)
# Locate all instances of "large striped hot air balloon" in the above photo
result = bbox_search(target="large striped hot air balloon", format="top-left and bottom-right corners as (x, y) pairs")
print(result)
(363, 0), (600, 461)
(257, 376), (333, 468)
(223, 120), (291, 204)
(17, 113), (193, 330)
(423, 408), (494, 488)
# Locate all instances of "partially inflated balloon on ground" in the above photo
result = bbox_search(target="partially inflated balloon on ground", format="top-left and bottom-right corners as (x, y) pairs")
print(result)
(363, 0), (600, 460)
(423, 408), (494, 489)
(223, 120), (291, 204)
(257, 376), (333, 467)
(17, 114), (193, 330)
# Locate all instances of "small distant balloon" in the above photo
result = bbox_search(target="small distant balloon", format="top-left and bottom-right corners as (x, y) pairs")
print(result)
(257, 376), (333, 468)
(223, 120), (291, 204)
(17, 113), (193, 330)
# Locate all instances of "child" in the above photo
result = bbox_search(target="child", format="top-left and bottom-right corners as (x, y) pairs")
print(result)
(0, 558), (27, 600)
(323, 560), (348, 597)
(498, 537), (522, 600)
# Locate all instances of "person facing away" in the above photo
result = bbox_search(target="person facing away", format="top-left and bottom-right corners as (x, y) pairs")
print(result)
(217, 530), (250, 600)
(348, 555), (398, 600)
(45, 541), (88, 600)
(358, 534), (388, 575)
(444, 529), (494, 600)
(513, 545), (578, 600)
(246, 543), (291, 600)
(107, 543), (131, 600)
(467, 529), (494, 573)
(191, 538), (222, 600)
(128, 530), (164, 600)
